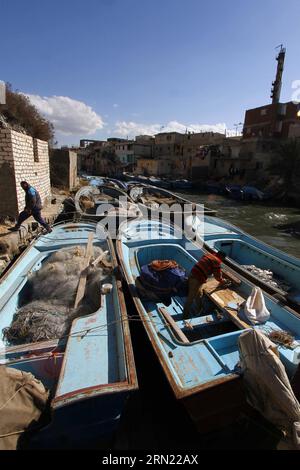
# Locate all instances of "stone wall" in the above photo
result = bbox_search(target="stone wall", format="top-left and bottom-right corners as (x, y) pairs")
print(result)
(0, 129), (51, 217)
(50, 149), (78, 190)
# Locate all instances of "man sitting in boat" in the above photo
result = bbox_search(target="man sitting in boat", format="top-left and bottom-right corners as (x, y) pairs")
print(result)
(183, 251), (227, 320)
(9, 181), (52, 233)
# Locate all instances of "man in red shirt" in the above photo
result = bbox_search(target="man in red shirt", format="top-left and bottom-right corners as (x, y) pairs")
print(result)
(183, 250), (227, 320)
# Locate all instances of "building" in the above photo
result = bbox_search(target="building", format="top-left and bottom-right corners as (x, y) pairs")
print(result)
(78, 141), (119, 176)
(136, 158), (172, 176)
(115, 140), (135, 167)
(50, 148), (78, 190)
(0, 129), (51, 217)
(134, 131), (227, 179)
(243, 101), (300, 140)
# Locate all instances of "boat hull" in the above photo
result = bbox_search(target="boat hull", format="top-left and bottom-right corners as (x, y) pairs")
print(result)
(117, 218), (300, 432)
(182, 375), (246, 433)
(0, 222), (138, 448)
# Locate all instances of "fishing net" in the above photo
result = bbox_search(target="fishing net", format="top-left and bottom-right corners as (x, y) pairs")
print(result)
(2, 301), (71, 345)
(3, 245), (112, 345)
(242, 265), (292, 292)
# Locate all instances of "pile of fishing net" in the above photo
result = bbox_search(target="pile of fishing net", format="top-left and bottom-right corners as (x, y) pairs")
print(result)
(3, 245), (112, 345)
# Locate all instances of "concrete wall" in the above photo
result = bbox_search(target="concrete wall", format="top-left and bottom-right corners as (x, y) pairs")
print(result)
(136, 158), (172, 176)
(50, 149), (78, 190)
(0, 129), (51, 217)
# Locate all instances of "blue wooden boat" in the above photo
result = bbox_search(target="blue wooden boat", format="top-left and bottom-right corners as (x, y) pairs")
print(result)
(71, 185), (141, 225)
(148, 176), (172, 189)
(105, 178), (129, 191)
(117, 218), (300, 432)
(0, 222), (137, 448)
(198, 215), (300, 309)
(128, 184), (217, 221)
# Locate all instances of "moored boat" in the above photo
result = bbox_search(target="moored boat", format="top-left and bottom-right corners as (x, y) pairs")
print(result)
(117, 218), (300, 432)
(196, 215), (300, 309)
(64, 185), (141, 227)
(0, 222), (138, 448)
(128, 184), (216, 223)
(170, 179), (193, 190)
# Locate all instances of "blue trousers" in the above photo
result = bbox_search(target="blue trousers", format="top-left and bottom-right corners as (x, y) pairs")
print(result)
(17, 208), (50, 230)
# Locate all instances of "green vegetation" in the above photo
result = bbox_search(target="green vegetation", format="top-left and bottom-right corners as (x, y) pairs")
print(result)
(0, 83), (54, 143)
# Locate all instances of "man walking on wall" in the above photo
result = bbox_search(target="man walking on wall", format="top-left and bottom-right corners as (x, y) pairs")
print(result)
(9, 181), (52, 233)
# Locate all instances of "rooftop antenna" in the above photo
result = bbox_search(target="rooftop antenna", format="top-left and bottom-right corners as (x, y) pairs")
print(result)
(270, 44), (286, 104)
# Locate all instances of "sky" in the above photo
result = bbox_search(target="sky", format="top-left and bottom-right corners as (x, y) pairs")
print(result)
(1, 0), (300, 146)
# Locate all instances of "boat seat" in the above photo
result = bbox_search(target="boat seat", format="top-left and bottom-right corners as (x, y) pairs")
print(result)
(203, 279), (250, 330)
(179, 312), (228, 330)
(53, 305), (111, 405)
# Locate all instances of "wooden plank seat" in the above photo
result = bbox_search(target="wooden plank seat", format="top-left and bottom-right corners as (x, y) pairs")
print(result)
(203, 279), (250, 330)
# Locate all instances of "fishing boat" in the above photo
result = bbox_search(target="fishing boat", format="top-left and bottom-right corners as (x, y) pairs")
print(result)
(147, 176), (172, 189)
(193, 215), (300, 310)
(0, 222), (138, 448)
(128, 184), (216, 223)
(170, 179), (193, 190)
(117, 218), (300, 432)
(68, 185), (141, 225)
(225, 184), (271, 201)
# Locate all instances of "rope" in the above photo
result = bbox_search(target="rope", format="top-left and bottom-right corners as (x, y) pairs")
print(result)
(0, 384), (26, 411)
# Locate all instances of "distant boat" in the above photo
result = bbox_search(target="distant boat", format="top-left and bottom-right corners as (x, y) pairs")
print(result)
(0, 222), (138, 448)
(128, 184), (217, 222)
(117, 218), (300, 431)
(147, 176), (172, 189)
(225, 185), (271, 201)
(66, 185), (141, 224)
(171, 179), (193, 190)
(101, 178), (129, 191)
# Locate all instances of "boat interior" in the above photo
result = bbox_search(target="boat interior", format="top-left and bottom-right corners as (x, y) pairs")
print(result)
(0, 223), (129, 403)
(79, 186), (130, 213)
(202, 217), (300, 300)
(130, 186), (180, 206)
(119, 221), (300, 392)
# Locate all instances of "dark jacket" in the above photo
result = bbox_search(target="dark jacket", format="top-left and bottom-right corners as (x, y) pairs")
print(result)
(191, 253), (223, 283)
(25, 186), (42, 210)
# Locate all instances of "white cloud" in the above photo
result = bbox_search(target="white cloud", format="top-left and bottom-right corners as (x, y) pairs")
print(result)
(26, 94), (104, 136)
(114, 120), (228, 138)
(113, 103), (119, 108)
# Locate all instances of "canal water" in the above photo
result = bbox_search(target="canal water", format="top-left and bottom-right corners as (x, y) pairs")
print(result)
(178, 192), (300, 259)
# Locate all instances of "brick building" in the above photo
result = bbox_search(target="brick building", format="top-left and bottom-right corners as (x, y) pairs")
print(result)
(0, 129), (51, 218)
(243, 101), (300, 140)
